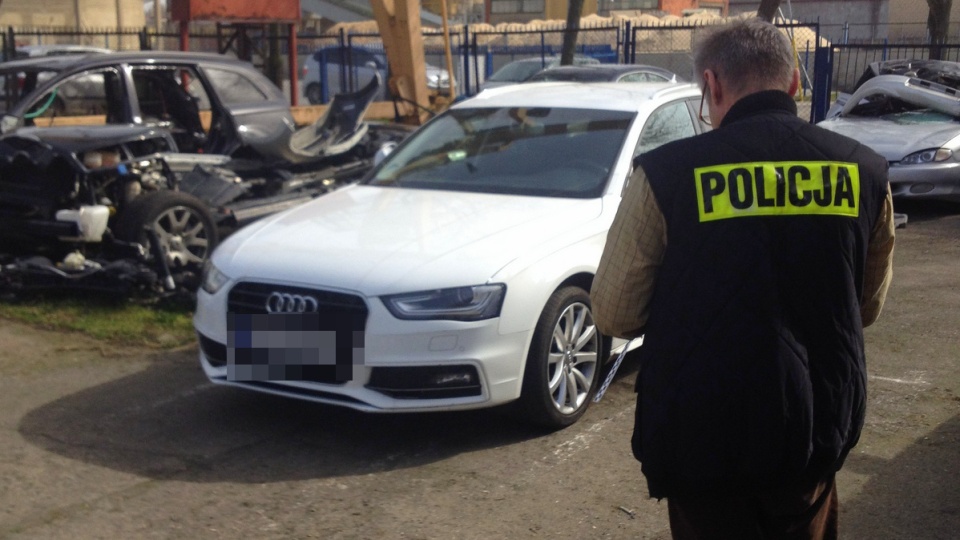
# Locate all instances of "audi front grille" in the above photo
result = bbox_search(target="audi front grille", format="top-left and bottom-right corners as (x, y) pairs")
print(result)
(228, 282), (368, 317)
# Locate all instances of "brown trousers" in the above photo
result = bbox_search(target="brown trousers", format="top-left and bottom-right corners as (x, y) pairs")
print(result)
(667, 475), (838, 540)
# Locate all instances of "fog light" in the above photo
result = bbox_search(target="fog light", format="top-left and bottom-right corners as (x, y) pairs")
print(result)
(909, 183), (935, 194)
(367, 365), (482, 399)
(433, 371), (475, 386)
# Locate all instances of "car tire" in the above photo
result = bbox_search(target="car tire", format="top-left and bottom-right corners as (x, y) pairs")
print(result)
(115, 190), (219, 270)
(305, 83), (322, 105)
(518, 286), (602, 429)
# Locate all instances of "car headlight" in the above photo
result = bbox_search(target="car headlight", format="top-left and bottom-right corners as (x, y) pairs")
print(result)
(898, 148), (952, 165)
(382, 284), (506, 321)
(200, 260), (231, 295)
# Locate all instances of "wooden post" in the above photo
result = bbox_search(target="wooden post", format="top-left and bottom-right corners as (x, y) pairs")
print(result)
(439, 0), (456, 100)
(370, 0), (431, 124)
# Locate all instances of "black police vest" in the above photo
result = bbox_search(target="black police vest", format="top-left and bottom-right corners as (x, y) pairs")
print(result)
(632, 91), (888, 498)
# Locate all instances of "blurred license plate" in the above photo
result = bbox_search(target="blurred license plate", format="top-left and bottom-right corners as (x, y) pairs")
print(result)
(226, 313), (357, 383)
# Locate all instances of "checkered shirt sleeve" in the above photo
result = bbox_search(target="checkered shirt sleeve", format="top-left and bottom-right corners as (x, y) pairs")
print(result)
(591, 167), (666, 339)
(861, 185), (895, 327)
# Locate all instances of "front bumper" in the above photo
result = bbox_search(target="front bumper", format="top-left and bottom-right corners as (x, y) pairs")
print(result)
(889, 161), (960, 201)
(193, 281), (531, 413)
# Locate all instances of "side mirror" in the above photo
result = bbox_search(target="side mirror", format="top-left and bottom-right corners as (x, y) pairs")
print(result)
(374, 141), (397, 166)
(1, 114), (22, 133)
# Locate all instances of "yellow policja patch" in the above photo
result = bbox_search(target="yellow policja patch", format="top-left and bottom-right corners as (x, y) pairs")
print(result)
(695, 161), (860, 222)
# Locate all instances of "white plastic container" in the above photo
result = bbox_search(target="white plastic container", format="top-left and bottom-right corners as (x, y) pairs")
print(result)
(55, 205), (111, 242)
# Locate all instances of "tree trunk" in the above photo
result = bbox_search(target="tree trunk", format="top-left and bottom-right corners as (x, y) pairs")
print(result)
(560, 0), (585, 66)
(927, 0), (953, 60)
(757, 0), (782, 22)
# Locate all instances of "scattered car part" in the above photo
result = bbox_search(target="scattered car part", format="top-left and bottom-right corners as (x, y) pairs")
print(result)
(0, 69), (411, 297)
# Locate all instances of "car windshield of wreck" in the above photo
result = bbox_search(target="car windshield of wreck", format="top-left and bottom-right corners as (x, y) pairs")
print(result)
(367, 106), (633, 198)
(847, 92), (960, 120)
(0, 68), (59, 114)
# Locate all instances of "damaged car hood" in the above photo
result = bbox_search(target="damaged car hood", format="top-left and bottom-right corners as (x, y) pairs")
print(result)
(10, 125), (174, 153)
(819, 115), (960, 161)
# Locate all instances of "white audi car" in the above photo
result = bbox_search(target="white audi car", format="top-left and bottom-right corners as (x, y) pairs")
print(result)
(194, 81), (706, 428)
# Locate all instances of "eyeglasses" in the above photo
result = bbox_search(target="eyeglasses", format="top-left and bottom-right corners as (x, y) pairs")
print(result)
(698, 83), (711, 126)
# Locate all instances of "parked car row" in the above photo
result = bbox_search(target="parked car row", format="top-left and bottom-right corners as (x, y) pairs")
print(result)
(191, 57), (960, 430)
(4, 48), (957, 432)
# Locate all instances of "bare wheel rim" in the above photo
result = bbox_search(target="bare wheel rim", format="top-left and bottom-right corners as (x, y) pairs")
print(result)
(150, 205), (210, 268)
(546, 301), (599, 415)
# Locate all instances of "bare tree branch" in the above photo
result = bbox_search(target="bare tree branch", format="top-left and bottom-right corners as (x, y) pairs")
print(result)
(560, 0), (585, 65)
(757, 0), (782, 22)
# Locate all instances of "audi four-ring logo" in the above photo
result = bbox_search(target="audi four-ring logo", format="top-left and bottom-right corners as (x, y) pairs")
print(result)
(265, 292), (319, 314)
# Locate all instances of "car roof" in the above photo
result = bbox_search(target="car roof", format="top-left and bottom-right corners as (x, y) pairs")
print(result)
(501, 55), (597, 65)
(16, 44), (113, 56)
(464, 81), (700, 112)
(0, 50), (249, 71)
(529, 64), (680, 80)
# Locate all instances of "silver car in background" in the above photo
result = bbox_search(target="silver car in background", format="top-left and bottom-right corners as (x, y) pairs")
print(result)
(818, 60), (960, 202)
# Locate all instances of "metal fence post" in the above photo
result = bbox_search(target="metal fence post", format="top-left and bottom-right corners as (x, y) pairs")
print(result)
(811, 42), (833, 123)
(4, 27), (14, 61)
(460, 25), (469, 97)
(139, 27), (150, 50)
(622, 21), (630, 64)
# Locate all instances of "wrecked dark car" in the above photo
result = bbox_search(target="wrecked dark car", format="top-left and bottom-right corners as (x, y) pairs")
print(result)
(819, 60), (960, 202)
(0, 52), (408, 295)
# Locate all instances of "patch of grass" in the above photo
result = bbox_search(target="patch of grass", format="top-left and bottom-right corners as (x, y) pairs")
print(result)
(0, 291), (196, 349)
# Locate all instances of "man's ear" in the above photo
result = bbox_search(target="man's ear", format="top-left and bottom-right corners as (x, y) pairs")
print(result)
(788, 68), (800, 97)
(704, 69), (722, 107)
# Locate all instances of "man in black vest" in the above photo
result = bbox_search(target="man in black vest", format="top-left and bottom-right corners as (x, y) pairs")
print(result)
(592, 18), (895, 539)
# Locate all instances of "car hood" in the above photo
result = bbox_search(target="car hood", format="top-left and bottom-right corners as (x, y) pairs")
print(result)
(216, 185), (603, 295)
(818, 116), (960, 160)
(10, 125), (170, 153)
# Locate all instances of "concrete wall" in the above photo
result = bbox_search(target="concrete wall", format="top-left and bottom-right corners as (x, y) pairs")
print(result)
(0, 0), (146, 29)
(0, 0), (147, 49)
(728, 0), (888, 43)
(888, 0), (960, 42)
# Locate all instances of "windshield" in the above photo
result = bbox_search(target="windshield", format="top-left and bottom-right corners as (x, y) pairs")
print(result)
(529, 70), (605, 83)
(488, 61), (545, 82)
(367, 106), (634, 198)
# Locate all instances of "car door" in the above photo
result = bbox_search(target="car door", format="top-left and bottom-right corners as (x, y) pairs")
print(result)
(197, 64), (295, 160)
(130, 65), (209, 153)
(20, 67), (127, 127)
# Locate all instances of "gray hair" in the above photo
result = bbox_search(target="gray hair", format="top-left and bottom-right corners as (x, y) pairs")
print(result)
(693, 18), (795, 95)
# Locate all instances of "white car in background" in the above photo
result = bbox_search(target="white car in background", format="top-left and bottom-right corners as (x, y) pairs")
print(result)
(194, 81), (706, 428)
